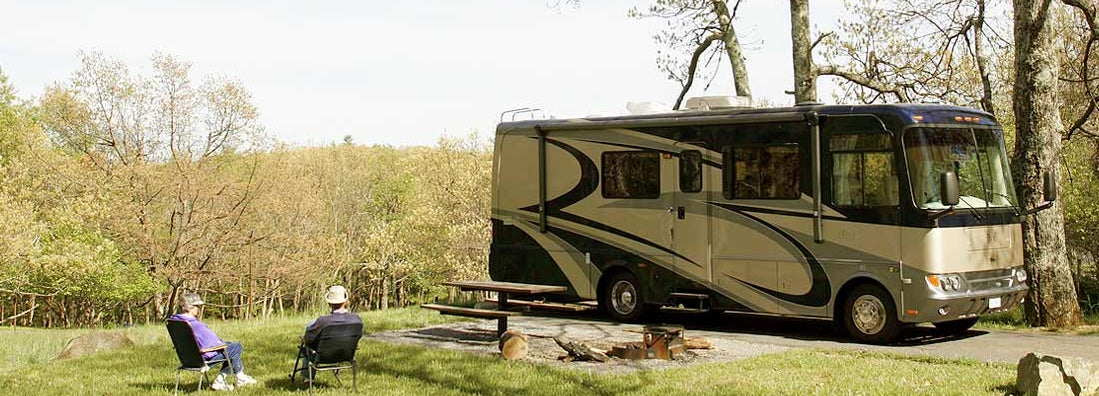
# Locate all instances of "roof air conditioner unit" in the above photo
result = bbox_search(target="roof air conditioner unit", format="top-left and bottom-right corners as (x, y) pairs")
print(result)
(684, 96), (753, 110)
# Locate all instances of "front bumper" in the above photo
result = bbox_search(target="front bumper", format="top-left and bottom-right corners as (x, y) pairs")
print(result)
(901, 268), (1028, 323)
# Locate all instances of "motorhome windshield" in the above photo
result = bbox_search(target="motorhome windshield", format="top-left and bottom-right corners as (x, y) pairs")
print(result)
(903, 127), (1018, 210)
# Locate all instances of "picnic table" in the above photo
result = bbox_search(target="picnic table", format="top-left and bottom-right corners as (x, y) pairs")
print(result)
(422, 281), (568, 337)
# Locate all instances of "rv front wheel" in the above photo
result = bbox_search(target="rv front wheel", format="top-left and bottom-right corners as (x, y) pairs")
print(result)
(602, 271), (646, 322)
(842, 284), (901, 344)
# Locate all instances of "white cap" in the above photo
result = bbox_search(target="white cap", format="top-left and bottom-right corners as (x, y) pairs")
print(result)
(325, 285), (348, 304)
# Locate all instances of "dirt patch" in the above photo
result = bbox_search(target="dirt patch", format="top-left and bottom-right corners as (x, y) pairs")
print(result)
(367, 316), (788, 374)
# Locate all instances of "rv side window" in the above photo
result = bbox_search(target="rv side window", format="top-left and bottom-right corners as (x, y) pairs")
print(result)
(602, 151), (660, 199)
(830, 134), (898, 207)
(723, 145), (801, 199)
(680, 150), (702, 193)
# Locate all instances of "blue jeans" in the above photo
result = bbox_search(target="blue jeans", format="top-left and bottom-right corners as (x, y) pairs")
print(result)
(206, 342), (244, 375)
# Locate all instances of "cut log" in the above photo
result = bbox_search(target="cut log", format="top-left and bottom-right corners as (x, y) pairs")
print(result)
(684, 337), (713, 350)
(499, 330), (529, 360)
(553, 337), (609, 362)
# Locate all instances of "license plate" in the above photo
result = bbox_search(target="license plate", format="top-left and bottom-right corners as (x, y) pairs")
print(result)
(989, 297), (1002, 309)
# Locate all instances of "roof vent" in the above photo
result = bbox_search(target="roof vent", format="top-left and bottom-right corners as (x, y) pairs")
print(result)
(626, 101), (671, 115)
(795, 101), (824, 106)
(684, 96), (753, 110)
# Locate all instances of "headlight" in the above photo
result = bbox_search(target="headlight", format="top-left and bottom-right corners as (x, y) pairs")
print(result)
(927, 274), (964, 292)
(1015, 268), (1028, 283)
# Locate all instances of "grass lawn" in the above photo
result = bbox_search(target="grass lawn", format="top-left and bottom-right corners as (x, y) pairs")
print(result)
(977, 307), (1099, 335)
(0, 307), (1015, 395)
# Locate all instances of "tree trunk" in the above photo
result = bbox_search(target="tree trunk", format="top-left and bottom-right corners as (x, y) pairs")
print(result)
(499, 330), (529, 360)
(247, 263), (255, 319)
(380, 276), (389, 310)
(723, 25), (752, 98)
(28, 295), (35, 326)
(1012, 0), (1083, 328)
(713, 0), (752, 98)
(974, 0), (996, 115)
(790, 0), (816, 103)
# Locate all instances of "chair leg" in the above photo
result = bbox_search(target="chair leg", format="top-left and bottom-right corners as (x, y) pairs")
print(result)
(308, 362), (314, 396)
(290, 348), (302, 383)
(198, 371), (206, 391)
(353, 360), (358, 392)
(174, 369), (181, 396)
(227, 353), (236, 377)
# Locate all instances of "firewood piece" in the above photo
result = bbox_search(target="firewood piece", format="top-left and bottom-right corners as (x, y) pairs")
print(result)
(684, 337), (713, 350)
(553, 337), (609, 362)
(499, 330), (529, 360)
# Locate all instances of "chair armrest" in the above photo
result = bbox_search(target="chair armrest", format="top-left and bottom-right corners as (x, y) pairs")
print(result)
(200, 344), (228, 353)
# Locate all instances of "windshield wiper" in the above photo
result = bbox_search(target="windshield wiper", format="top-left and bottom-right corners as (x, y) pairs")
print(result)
(956, 197), (983, 221)
(990, 192), (1021, 216)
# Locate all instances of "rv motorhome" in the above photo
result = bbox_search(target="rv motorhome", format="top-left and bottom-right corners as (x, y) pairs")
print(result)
(488, 100), (1052, 344)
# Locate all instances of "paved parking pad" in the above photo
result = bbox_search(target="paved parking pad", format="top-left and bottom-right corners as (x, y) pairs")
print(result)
(368, 312), (1099, 372)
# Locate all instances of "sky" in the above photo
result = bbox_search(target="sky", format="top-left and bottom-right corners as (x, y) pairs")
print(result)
(0, 0), (844, 147)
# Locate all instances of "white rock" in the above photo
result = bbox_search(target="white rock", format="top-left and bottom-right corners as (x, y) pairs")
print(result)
(1017, 353), (1099, 396)
(1060, 357), (1099, 396)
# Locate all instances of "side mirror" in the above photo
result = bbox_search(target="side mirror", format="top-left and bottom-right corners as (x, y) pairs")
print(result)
(1024, 171), (1059, 215)
(1043, 172), (1058, 202)
(940, 171), (960, 207)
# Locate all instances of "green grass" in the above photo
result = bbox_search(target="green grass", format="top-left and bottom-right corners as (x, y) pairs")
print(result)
(0, 307), (1015, 395)
(977, 306), (1099, 334)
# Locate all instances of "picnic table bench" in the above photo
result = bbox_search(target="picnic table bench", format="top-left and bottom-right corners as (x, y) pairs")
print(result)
(422, 281), (567, 337)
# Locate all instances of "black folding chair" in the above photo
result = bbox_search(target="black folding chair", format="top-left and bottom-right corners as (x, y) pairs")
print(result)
(166, 320), (234, 395)
(289, 322), (363, 395)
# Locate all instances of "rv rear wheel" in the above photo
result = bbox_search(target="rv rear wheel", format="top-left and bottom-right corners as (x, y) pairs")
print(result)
(842, 284), (902, 344)
(602, 271), (646, 322)
(932, 317), (978, 335)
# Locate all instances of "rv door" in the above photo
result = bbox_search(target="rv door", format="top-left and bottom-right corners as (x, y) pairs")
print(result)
(672, 143), (712, 283)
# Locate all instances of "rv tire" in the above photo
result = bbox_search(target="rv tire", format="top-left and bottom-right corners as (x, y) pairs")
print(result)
(602, 271), (646, 322)
(842, 283), (901, 344)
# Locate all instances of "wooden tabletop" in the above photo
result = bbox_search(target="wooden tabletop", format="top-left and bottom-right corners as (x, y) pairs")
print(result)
(441, 280), (568, 294)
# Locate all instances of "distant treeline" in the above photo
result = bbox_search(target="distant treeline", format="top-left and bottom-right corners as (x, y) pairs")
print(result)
(0, 54), (490, 327)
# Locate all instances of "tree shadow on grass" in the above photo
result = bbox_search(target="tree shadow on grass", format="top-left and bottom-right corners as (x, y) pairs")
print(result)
(264, 376), (343, 392)
(357, 341), (654, 396)
(131, 380), (203, 394)
(992, 383), (1019, 396)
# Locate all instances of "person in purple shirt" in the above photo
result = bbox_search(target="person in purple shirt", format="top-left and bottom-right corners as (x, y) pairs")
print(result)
(169, 292), (258, 391)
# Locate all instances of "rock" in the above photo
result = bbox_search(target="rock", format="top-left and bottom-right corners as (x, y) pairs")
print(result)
(1017, 353), (1099, 396)
(1061, 357), (1099, 396)
(53, 332), (134, 361)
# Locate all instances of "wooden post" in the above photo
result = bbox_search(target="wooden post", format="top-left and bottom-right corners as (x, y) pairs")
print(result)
(496, 292), (509, 337)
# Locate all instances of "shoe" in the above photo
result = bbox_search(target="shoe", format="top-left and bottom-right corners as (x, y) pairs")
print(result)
(236, 373), (258, 386)
(210, 380), (235, 391)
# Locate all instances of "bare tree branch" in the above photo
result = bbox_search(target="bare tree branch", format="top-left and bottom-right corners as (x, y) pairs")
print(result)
(810, 31), (835, 52)
(816, 64), (913, 102)
(674, 34), (723, 109)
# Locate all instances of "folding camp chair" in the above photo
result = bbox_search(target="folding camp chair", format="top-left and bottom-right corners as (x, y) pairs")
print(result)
(289, 322), (363, 395)
(166, 320), (234, 395)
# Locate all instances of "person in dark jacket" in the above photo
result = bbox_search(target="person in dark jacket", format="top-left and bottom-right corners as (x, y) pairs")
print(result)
(303, 285), (363, 349)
